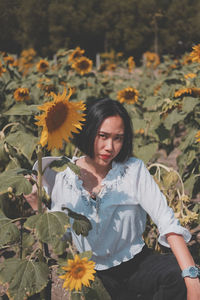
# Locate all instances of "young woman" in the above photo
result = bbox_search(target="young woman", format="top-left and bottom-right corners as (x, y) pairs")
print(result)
(27, 98), (200, 300)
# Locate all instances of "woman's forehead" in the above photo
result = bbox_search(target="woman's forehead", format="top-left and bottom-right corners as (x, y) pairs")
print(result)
(98, 115), (124, 133)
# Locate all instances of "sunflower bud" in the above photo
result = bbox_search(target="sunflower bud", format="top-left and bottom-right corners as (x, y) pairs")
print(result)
(162, 171), (179, 188)
(180, 195), (190, 203)
(7, 186), (13, 193)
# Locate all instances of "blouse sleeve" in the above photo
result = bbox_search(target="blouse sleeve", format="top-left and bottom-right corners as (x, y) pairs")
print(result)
(32, 156), (61, 197)
(136, 160), (191, 247)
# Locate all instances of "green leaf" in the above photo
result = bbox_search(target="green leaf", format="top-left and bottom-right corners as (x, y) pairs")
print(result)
(132, 117), (146, 131)
(134, 142), (158, 164)
(182, 97), (199, 113)
(21, 231), (36, 258)
(24, 214), (42, 230)
(84, 276), (111, 300)
(163, 109), (186, 130)
(25, 211), (70, 254)
(66, 208), (92, 237)
(0, 210), (20, 248)
(143, 96), (159, 109)
(179, 128), (198, 151)
(0, 140), (10, 166)
(4, 104), (39, 115)
(183, 174), (196, 198)
(49, 156), (80, 174)
(5, 131), (39, 162)
(0, 168), (32, 195)
(155, 123), (170, 142)
(71, 292), (82, 300)
(0, 258), (49, 300)
(185, 149), (196, 166)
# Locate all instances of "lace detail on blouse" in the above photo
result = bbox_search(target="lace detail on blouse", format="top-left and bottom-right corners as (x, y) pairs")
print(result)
(62, 156), (129, 201)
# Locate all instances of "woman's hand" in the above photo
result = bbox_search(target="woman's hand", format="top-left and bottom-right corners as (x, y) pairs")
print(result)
(23, 175), (38, 211)
(185, 277), (200, 300)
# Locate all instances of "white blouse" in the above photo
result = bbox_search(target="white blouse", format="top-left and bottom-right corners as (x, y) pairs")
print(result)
(33, 156), (191, 270)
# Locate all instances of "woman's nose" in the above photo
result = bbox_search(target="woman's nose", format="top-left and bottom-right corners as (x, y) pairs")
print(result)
(105, 138), (113, 151)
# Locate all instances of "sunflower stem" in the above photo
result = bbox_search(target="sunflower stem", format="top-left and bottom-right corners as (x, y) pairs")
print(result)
(37, 144), (43, 214)
(68, 242), (76, 258)
(36, 144), (50, 300)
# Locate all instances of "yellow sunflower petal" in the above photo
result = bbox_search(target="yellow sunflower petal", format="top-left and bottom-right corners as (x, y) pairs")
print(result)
(71, 56), (93, 75)
(59, 255), (96, 292)
(117, 87), (139, 104)
(35, 88), (85, 150)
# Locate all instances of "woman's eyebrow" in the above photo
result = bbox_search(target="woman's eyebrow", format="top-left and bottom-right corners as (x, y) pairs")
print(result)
(98, 131), (124, 136)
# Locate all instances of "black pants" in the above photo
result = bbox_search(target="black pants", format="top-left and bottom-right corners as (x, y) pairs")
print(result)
(96, 246), (187, 300)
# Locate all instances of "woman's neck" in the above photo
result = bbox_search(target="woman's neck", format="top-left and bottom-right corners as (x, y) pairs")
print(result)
(78, 156), (112, 179)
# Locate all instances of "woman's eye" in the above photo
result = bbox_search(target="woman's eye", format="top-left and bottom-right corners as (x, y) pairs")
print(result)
(115, 136), (123, 142)
(99, 134), (106, 139)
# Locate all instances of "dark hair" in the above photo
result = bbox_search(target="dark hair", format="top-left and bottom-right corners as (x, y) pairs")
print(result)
(72, 98), (133, 162)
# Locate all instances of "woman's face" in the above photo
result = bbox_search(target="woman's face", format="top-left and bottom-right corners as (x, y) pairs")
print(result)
(93, 115), (124, 167)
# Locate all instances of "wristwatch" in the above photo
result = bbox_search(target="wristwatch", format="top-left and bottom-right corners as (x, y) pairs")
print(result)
(181, 266), (200, 278)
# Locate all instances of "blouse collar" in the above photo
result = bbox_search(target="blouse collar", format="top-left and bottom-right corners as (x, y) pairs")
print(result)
(65, 156), (127, 192)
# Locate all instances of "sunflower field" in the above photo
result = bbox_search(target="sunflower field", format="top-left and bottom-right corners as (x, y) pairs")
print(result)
(0, 45), (200, 300)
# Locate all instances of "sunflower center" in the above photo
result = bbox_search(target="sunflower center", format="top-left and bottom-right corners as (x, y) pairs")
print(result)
(72, 264), (85, 279)
(125, 90), (135, 99)
(46, 102), (68, 132)
(79, 60), (89, 70)
(41, 62), (48, 67)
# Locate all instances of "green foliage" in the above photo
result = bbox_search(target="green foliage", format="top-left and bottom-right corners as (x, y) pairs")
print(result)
(83, 276), (112, 300)
(0, 168), (32, 195)
(66, 208), (93, 237)
(24, 211), (70, 254)
(0, 258), (49, 300)
(49, 156), (80, 174)
(0, 44), (200, 299)
(0, 210), (20, 248)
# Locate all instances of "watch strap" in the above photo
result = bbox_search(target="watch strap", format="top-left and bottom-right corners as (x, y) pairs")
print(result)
(181, 266), (200, 278)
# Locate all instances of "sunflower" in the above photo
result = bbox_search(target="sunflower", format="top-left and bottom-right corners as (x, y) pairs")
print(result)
(106, 63), (117, 71)
(37, 78), (56, 95)
(59, 254), (96, 291)
(191, 87), (200, 96)
(184, 73), (197, 79)
(71, 56), (93, 75)
(117, 87), (139, 104)
(189, 44), (200, 63)
(135, 128), (145, 135)
(174, 88), (192, 98)
(154, 83), (162, 96)
(68, 46), (85, 63)
(0, 62), (6, 76)
(3, 55), (15, 66)
(14, 88), (30, 102)
(21, 48), (36, 60)
(101, 50), (116, 61)
(128, 56), (135, 73)
(143, 51), (160, 69)
(195, 131), (200, 142)
(36, 59), (49, 72)
(35, 88), (86, 150)
(37, 83), (56, 95)
(182, 54), (193, 65)
(160, 99), (182, 119)
(174, 87), (200, 98)
(170, 59), (180, 69)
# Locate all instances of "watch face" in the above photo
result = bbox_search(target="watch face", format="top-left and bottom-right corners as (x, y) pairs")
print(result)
(189, 267), (198, 277)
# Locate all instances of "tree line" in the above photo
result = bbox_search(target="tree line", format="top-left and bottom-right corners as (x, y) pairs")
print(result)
(0, 0), (200, 62)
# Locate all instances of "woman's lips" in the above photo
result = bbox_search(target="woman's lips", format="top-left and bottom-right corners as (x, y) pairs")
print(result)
(100, 155), (111, 160)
